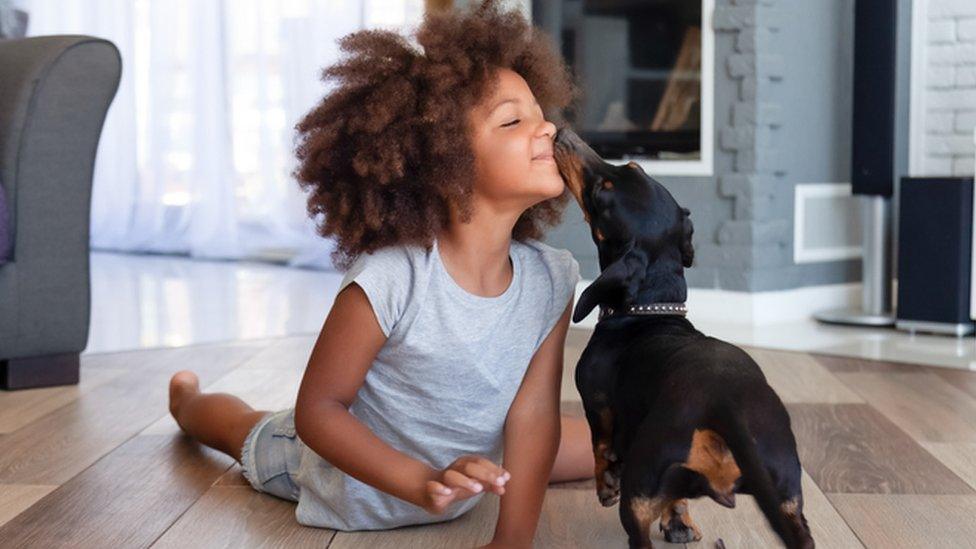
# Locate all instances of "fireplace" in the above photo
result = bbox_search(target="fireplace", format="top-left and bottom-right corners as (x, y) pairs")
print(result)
(531, 0), (712, 175)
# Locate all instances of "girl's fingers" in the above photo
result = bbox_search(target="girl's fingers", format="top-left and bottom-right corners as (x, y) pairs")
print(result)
(463, 461), (507, 491)
(443, 468), (483, 494)
(427, 480), (454, 497)
(473, 457), (511, 485)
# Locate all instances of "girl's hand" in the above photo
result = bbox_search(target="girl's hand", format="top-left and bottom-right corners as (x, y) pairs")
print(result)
(421, 454), (512, 515)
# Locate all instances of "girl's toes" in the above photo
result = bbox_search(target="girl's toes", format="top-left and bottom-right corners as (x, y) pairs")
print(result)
(169, 370), (200, 417)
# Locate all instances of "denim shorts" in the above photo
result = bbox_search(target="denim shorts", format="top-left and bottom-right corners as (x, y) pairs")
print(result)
(240, 408), (302, 502)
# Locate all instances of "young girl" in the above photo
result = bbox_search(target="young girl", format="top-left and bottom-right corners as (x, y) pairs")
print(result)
(167, 1), (595, 545)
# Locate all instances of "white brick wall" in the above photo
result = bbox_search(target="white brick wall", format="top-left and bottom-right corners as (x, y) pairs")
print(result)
(922, 1), (976, 176)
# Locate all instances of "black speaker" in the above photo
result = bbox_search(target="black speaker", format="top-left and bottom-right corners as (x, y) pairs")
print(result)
(851, 0), (910, 197)
(896, 177), (976, 336)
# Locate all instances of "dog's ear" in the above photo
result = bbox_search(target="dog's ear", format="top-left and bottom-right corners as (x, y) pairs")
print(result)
(679, 207), (694, 268)
(572, 240), (648, 323)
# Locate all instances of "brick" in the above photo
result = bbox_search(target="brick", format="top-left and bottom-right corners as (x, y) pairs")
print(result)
(928, 42), (976, 66)
(717, 219), (790, 245)
(728, 54), (755, 77)
(960, 18), (976, 41)
(927, 88), (976, 110)
(957, 66), (976, 87)
(732, 102), (782, 127)
(929, 20), (957, 44)
(924, 155), (954, 174)
(928, 66), (956, 88)
(927, 111), (955, 132)
(955, 110), (976, 132)
(953, 155), (975, 175)
(721, 127), (754, 150)
(739, 76), (757, 100)
(714, 6), (756, 30)
(719, 174), (758, 198)
(926, 134), (975, 155)
(757, 8), (784, 31)
(734, 192), (777, 220)
(734, 27), (776, 53)
(928, 0), (976, 19)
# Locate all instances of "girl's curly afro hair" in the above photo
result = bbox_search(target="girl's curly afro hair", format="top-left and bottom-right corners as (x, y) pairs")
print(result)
(292, 0), (579, 270)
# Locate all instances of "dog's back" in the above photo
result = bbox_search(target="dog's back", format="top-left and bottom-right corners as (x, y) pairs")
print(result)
(590, 317), (812, 548)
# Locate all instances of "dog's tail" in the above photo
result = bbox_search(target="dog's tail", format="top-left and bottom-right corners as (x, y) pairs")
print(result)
(709, 401), (800, 548)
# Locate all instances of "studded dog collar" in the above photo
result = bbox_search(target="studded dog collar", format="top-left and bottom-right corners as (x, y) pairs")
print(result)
(598, 302), (688, 321)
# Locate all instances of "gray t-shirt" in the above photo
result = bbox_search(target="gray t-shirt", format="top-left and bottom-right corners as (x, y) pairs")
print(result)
(289, 237), (580, 530)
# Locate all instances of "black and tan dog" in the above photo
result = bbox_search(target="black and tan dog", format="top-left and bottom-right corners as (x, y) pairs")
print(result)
(553, 128), (814, 549)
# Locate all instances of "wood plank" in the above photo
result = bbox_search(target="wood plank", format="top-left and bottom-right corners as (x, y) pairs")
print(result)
(236, 335), (316, 371)
(920, 442), (976, 492)
(0, 434), (233, 547)
(151, 486), (336, 548)
(834, 371), (976, 443)
(811, 353), (921, 374)
(0, 485), (56, 528)
(744, 347), (863, 404)
(0, 342), (262, 485)
(0, 366), (127, 433)
(826, 494), (976, 547)
(686, 470), (863, 548)
(328, 488), (681, 548)
(786, 403), (973, 495)
(932, 367), (976, 402)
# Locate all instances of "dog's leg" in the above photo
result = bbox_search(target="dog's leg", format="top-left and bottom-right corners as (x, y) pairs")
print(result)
(590, 404), (622, 506)
(576, 352), (622, 506)
(659, 498), (703, 543)
(781, 495), (815, 549)
(620, 494), (665, 549)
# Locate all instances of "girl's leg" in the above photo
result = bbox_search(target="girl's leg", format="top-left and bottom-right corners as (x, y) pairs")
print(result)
(168, 370), (271, 463)
(549, 413), (596, 483)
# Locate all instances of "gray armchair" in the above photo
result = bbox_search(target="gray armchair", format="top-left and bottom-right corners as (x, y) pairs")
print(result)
(0, 35), (121, 390)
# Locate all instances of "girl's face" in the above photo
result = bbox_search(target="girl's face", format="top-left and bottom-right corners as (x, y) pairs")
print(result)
(467, 68), (564, 210)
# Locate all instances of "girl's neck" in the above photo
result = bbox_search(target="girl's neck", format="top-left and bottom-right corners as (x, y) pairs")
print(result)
(437, 204), (520, 298)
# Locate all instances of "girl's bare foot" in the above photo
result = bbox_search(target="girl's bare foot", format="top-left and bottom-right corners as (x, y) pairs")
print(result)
(169, 370), (200, 424)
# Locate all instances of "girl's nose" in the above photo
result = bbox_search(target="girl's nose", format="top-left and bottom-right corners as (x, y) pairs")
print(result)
(539, 119), (557, 140)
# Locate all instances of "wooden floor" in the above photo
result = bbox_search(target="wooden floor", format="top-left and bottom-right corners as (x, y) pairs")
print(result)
(2, 328), (976, 548)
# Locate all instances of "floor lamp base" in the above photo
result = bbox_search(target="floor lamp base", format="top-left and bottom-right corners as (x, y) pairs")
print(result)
(814, 307), (896, 327)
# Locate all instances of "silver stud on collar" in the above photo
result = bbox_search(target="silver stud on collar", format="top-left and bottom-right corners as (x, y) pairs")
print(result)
(598, 302), (688, 321)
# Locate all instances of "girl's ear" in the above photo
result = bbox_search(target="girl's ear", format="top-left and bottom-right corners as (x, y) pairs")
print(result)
(572, 239), (648, 323)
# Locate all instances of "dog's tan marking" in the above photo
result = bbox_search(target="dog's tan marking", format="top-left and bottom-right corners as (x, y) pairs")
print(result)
(552, 147), (589, 223)
(593, 406), (617, 504)
(595, 227), (605, 241)
(781, 497), (800, 517)
(602, 179), (614, 190)
(659, 498), (703, 541)
(629, 495), (665, 548)
(684, 429), (741, 501)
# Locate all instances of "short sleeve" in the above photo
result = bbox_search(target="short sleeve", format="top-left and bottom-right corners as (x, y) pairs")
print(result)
(534, 248), (581, 351)
(337, 247), (414, 338)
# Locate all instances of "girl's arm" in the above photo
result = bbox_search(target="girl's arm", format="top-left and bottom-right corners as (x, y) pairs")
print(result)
(293, 283), (437, 509)
(489, 299), (574, 548)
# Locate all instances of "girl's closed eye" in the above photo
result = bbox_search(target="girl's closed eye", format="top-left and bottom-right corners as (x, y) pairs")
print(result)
(502, 119), (520, 127)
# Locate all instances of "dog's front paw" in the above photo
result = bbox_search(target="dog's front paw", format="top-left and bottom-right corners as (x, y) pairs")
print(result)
(597, 468), (620, 506)
(659, 500), (703, 543)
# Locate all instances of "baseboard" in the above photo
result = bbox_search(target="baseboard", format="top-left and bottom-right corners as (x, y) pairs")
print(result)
(570, 280), (863, 328)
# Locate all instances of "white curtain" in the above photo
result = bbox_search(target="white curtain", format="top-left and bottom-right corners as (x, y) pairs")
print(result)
(18, 0), (426, 270)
